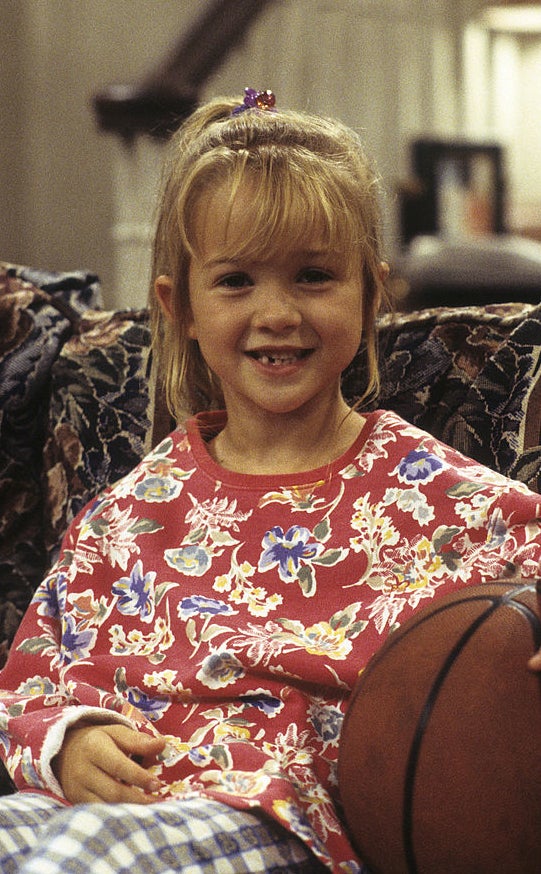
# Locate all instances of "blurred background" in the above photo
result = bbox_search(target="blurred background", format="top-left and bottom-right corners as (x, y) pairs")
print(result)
(2, 0), (541, 309)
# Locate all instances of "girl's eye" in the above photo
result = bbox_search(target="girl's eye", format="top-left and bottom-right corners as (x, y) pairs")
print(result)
(217, 272), (252, 290)
(298, 268), (333, 284)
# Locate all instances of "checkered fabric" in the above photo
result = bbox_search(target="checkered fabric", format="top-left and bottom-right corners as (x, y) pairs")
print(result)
(0, 793), (328, 873)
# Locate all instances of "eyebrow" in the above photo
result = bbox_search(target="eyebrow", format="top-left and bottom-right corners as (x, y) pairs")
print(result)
(200, 249), (333, 268)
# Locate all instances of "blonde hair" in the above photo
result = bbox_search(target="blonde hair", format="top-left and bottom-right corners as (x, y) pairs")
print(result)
(150, 95), (387, 421)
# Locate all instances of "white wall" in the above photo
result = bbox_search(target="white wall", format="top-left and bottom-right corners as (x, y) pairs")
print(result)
(0, 0), (200, 305)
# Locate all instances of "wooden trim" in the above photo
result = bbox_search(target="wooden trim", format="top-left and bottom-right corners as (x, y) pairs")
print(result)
(93, 0), (273, 140)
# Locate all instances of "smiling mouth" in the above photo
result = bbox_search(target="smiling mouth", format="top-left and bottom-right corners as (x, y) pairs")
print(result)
(247, 349), (312, 366)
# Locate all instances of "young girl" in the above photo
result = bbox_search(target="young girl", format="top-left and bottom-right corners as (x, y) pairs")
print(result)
(0, 89), (540, 874)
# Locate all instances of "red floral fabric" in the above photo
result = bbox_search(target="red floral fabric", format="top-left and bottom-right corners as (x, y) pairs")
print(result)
(1, 409), (540, 872)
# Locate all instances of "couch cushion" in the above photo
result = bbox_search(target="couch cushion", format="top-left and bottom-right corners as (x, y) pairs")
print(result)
(43, 309), (152, 566)
(343, 301), (541, 492)
(0, 263), (102, 665)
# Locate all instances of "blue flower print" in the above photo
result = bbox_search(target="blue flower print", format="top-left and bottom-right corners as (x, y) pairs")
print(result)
(60, 614), (97, 665)
(16, 676), (57, 697)
(125, 687), (170, 722)
(165, 545), (211, 577)
(308, 702), (343, 745)
(134, 475), (181, 503)
(188, 744), (213, 766)
(397, 449), (444, 484)
(178, 596), (234, 619)
(34, 572), (67, 619)
(112, 560), (156, 623)
(258, 526), (324, 583)
(240, 692), (283, 717)
(196, 651), (245, 689)
(0, 704), (10, 756)
(20, 750), (43, 789)
(0, 728), (9, 757)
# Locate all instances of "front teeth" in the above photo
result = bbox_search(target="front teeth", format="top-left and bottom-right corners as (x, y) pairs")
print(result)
(258, 353), (298, 366)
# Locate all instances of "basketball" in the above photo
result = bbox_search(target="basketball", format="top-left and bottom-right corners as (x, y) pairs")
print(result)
(338, 580), (541, 874)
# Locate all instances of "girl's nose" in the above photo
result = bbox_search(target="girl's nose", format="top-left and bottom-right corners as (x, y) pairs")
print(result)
(251, 285), (302, 332)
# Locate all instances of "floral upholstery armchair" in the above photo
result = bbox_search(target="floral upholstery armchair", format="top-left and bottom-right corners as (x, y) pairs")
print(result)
(1, 259), (540, 793)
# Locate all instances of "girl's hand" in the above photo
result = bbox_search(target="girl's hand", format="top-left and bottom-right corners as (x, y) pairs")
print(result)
(52, 723), (166, 804)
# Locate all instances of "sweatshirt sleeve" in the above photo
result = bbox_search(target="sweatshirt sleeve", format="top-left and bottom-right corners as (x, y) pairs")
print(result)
(0, 513), (136, 797)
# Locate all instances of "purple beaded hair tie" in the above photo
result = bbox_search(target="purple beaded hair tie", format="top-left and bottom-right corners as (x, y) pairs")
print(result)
(232, 87), (276, 115)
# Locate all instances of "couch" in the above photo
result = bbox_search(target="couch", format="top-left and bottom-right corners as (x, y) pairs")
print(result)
(1, 259), (540, 793)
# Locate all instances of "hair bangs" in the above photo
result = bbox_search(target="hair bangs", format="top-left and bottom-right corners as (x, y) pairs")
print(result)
(184, 150), (362, 268)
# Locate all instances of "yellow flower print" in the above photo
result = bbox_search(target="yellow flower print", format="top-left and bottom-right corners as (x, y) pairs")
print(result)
(264, 722), (316, 770)
(213, 721), (252, 743)
(244, 589), (283, 616)
(301, 622), (353, 660)
(404, 537), (443, 587)
(272, 796), (326, 846)
(143, 670), (191, 699)
(156, 736), (191, 768)
(350, 495), (400, 552)
(259, 484), (327, 512)
(162, 778), (198, 798)
(273, 797), (297, 822)
(214, 574), (231, 592)
(214, 549), (283, 617)
(144, 669), (176, 687)
(109, 614), (174, 661)
(223, 603), (366, 668)
(275, 603), (366, 661)
(389, 535), (448, 596)
(6, 745), (23, 778)
(200, 769), (271, 797)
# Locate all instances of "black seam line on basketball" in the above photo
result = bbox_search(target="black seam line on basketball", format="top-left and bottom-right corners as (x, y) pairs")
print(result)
(355, 586), (515, 694)
(340, 584), (537, 743)
(401, 586), (539, 874)
(503, 598), (541, 648)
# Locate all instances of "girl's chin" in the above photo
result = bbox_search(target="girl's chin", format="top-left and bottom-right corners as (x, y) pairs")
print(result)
(225, 390), (340, 420)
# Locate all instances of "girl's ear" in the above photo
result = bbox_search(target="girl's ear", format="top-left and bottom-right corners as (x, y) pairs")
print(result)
(154, 275), (174, 322)
(154, 274), (198, 339)
(379, 261), (390, 283)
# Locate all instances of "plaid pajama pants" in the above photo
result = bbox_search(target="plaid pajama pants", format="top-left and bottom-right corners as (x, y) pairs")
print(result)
(0, 793), (329, 873)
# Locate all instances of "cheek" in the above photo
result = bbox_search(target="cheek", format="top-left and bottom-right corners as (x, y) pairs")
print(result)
(188, 308), (238, 364)
(323, 300), (363, 348)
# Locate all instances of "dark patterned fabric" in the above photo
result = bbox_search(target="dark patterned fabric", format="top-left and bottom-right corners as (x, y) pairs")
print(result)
(0, 263), (101, 668)
(345, 301), (541, 493)
(1, 268), (540, 680)
(43, 309), (151, 567)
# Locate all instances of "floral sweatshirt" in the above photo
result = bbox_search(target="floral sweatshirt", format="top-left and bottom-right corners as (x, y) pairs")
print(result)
(1, 409), (540, 872)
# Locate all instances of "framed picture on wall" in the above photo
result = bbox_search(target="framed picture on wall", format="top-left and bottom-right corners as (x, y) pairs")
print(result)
(400, 139), (506, 245)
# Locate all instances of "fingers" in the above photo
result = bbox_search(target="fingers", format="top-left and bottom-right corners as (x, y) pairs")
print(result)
(54, 723), (166, 805)
(113, 727), (167, 769)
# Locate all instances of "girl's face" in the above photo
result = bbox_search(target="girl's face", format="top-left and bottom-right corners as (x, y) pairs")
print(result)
(183, 180), (366, 425)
